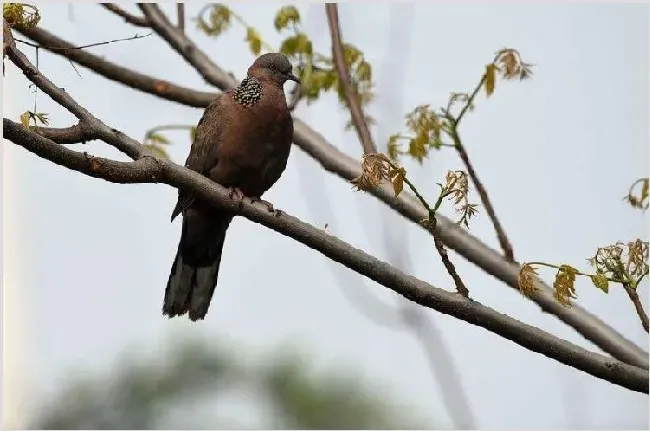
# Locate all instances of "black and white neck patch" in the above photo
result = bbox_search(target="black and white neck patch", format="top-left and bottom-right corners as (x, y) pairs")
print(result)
(233, 77), (263, 107)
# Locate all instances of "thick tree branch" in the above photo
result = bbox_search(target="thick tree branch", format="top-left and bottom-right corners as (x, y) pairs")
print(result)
(17, 15), (649, 368)
(324, 3), (376, 155)
(5, 37), (649, 393)
(5, 118), (649, 394)
(5, 120), (158, 181)
(100, 3), (150, 27)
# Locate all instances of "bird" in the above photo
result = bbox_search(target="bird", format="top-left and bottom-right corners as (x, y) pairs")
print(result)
(163, 53), (300, 321)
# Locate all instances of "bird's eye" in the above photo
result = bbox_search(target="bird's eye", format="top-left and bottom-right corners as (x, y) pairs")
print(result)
(269, 65), (277, 72)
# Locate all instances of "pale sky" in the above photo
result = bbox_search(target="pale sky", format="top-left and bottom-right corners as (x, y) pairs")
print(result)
(3, 2), (649, 429)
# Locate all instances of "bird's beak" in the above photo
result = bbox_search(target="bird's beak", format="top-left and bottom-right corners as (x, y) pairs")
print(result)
(286, 72), (301, 84)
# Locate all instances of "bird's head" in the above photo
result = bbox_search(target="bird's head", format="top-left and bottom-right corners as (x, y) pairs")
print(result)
(248, 53), (300, 88)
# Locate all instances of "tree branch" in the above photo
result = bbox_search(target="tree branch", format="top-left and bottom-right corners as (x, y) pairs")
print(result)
(15, 26), (214, 108)
(451, 75), (516, 263)
(4, 37), (649, 394)
(18, 14), (649, 368)
(624, 284), (649, 333)
(452, 130), (515, 262)
(5, 120), (159, 182)
(6, 118), (649, 395)
(100, 3), (150, 27)
(5, 33), (142, 159)
(33, 122), (95, 145)
(324, 3), (376, 154)
(176, 3), (185, 34)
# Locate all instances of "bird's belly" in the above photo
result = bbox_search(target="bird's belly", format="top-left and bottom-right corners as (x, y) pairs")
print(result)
(214, 137), (289, 197)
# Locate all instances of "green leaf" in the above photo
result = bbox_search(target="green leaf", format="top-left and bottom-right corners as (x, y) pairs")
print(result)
(342, 43), (362, 67)
(279, 33), (312, 56)
(246, 27), (262, 56)
(143, 143), (170, 160)
(591, 273), (609, 294)
(197, 4), (231, 37)
(300, 61), (313, 87)
(19, 111), (30, 127)
(641, 179), (649, 205)
(274, 5), (300, 31)
(391, 169), (405, 196)
(355, 60), (372, 82)
(485, 63), (496, 97)
(4, 3), (40, 29)
(33, 112), (49, 126)
(146, 132), (170, 145)
(387, 134), (400, 160)
(408, 136), (427, 164)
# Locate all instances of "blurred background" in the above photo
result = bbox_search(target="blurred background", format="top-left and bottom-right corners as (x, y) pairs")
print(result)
(3, 2), (649, 429)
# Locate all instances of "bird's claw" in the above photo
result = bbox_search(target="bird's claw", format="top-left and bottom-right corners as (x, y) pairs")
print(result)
(251, 197), (283, 217)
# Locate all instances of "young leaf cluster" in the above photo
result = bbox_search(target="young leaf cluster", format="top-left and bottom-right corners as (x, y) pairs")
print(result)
(194, 4), (374, 115)
(19, 110), (48, 128)
(352, 153), (478, 229)
(519, 239), (649, 307)
(387, 48), (532, 164)
(3, 3), (40, 30)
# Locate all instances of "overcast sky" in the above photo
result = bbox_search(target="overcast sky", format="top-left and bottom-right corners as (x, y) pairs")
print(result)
(3, 2), (649, 429)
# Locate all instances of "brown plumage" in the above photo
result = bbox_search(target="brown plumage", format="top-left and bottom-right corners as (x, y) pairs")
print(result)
(163, 53), (300, 321)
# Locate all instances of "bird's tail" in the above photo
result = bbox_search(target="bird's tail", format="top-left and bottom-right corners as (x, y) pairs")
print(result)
(163, 210), (233, 321)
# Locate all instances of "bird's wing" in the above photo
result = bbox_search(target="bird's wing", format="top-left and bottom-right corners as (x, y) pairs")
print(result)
(171, 94), (226, 222)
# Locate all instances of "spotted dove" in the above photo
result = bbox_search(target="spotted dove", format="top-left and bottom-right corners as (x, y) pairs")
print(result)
(164, 53), (300, 321)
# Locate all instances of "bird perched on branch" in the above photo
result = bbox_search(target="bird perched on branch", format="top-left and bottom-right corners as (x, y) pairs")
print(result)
(164, 53), (300, 321)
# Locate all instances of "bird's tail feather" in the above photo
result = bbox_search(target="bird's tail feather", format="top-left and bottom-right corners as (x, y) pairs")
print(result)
(163, 211), (232, 321)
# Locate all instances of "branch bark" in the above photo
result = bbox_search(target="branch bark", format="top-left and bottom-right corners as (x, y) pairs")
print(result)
(33, 122), (96, 145)
(4, 36), (649, 393)
(624, 284), (649, 333)
(16, 26), (213, 108)
(176, 3), (185, 34)
(6, 118), (649, 394)
(100, 3), (150, 27)
(324, 3), (376, 154)
(16, 13), (649, 369)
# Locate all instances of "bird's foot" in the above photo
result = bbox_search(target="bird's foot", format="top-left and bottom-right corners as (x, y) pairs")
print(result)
(227, 187), (246, 209)
(250, 197), (283, 217)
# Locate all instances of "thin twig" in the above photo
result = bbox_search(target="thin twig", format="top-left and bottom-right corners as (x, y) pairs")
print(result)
(396, 168), (469, 296)
(19, 12), (649, 368)
(14, 32), (151, 52)
(15, 25), (214, 107)
(447, 73), (516, 262)
(4, 37), (649, 393)
(456, 75), (485, 125)
(100, 3), (150, 27)
(450, 127), (515, 262)
(324, 3), (376, 155)
(176, 3), (185, 33)
(623, 283), (649, 333)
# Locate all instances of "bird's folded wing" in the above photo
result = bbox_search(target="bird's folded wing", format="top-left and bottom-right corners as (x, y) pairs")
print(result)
(171, 94), (225, 221)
